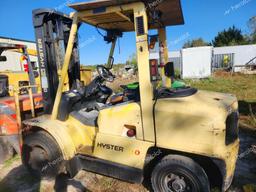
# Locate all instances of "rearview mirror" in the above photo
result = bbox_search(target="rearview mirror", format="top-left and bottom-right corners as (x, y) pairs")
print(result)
(164, 62), (175, 78)
(0, 56), (7, 62)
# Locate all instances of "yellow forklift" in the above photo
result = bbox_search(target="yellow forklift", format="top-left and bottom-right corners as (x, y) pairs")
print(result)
(22, 1), (239, 191)
(0, 43), (40, 96)
(0, 43), (42, 164)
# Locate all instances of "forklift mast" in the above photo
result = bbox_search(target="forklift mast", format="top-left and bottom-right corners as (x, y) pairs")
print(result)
(33, 9), (80, 114)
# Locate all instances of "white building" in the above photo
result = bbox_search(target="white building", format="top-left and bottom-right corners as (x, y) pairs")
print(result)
(150, 44), (256, 78)
(181, 47), (213, 79)
(0, 36), (38, 71)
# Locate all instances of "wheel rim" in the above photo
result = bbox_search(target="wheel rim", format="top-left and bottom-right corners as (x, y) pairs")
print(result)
(28, 145), (49, 173)
(163, 172), (198, 192)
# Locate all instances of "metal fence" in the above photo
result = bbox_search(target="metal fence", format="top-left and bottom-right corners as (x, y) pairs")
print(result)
(212, 53), (235, 70)
(169, 53), (236, 72)
(163, 52), (254, 75)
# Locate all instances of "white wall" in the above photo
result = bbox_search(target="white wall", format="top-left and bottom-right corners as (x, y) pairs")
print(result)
(150, 44), (256, 77)
(0, 37), (38, 71)
(181, 46), (213, 79)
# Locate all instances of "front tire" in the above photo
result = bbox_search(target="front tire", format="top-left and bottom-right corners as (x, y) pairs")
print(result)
(151, 155), (210, 192)
(22, 131), (64, 178)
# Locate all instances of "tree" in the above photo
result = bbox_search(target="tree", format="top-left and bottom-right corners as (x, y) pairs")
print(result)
(248, 16), (256, 34)
(212, 26), (246, 47)
(247, 16), (256, 44)
(253, 33), (256, 43)
(126, 53), (137, 70)
(183, 38), (210, 48)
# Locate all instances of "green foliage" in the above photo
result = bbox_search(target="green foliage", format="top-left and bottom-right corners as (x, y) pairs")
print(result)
(112, 63), (126, 71)
(3, 155), (19, 168)
(183, 38), (210, 48)
(83, 65), (97, 71)
(253, 33), (256, 43)
(174, 69), (181, 79)
(82, 63), (125, 72)
(126, 53), (138, 70)
(185, 74), (256, 102)
(246, 16), (256, 44)
(212, 26), (246, 47)
(248, 16), (256, 34)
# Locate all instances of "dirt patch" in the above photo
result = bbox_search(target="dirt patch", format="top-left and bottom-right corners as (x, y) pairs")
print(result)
(213, 71), (234, 78)
(0, 165), (148, 192)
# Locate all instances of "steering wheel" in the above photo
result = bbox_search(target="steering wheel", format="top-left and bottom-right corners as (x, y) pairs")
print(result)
(97, 65), (115, 82)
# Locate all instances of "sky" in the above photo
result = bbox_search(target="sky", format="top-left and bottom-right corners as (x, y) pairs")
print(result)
(0, 0), (255, 65)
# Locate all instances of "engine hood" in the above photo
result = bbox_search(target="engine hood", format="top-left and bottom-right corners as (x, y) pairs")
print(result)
(192, 90), (238, 111)
(154, 90), (239, 159)
(157, 90), (237, 115)
(155, 90), (238, 132)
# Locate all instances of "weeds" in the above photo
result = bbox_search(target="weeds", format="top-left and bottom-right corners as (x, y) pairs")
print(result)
(186, 73), (256, 129)
(248, 104), (256, 127)
(3, 155), (20, 169)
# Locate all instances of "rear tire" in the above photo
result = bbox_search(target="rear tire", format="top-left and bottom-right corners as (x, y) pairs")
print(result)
(151, 155), (210, 192)
(22, 131), (64, 178)
(0, 137), (14, 164)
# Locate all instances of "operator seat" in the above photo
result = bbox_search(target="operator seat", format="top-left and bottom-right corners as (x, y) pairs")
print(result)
(70, 108), (100, 127)
(110, 82), (140, 105)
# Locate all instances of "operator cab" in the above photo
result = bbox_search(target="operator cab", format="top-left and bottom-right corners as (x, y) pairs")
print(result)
(57, 26), (196, 124)
(57, 30), (128, 122)
(33, 4), (196, 126)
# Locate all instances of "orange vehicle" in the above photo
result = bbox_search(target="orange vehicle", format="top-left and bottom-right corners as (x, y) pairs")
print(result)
(0, 43), (43, 163)
(0, 92), (43, 163)
(0, 42), (91, 163)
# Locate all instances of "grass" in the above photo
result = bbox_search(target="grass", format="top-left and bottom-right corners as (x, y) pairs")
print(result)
(184, 72), (256, 129)
(243, 185), (256, 192)
(185, 72), (256, 102)
(2, 155), (20, 169)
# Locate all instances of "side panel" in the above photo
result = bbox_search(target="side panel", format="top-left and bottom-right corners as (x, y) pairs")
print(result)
(97, 102), (154, 169)
(93, 133), (153, 169)
(97, 102), (143, 139)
